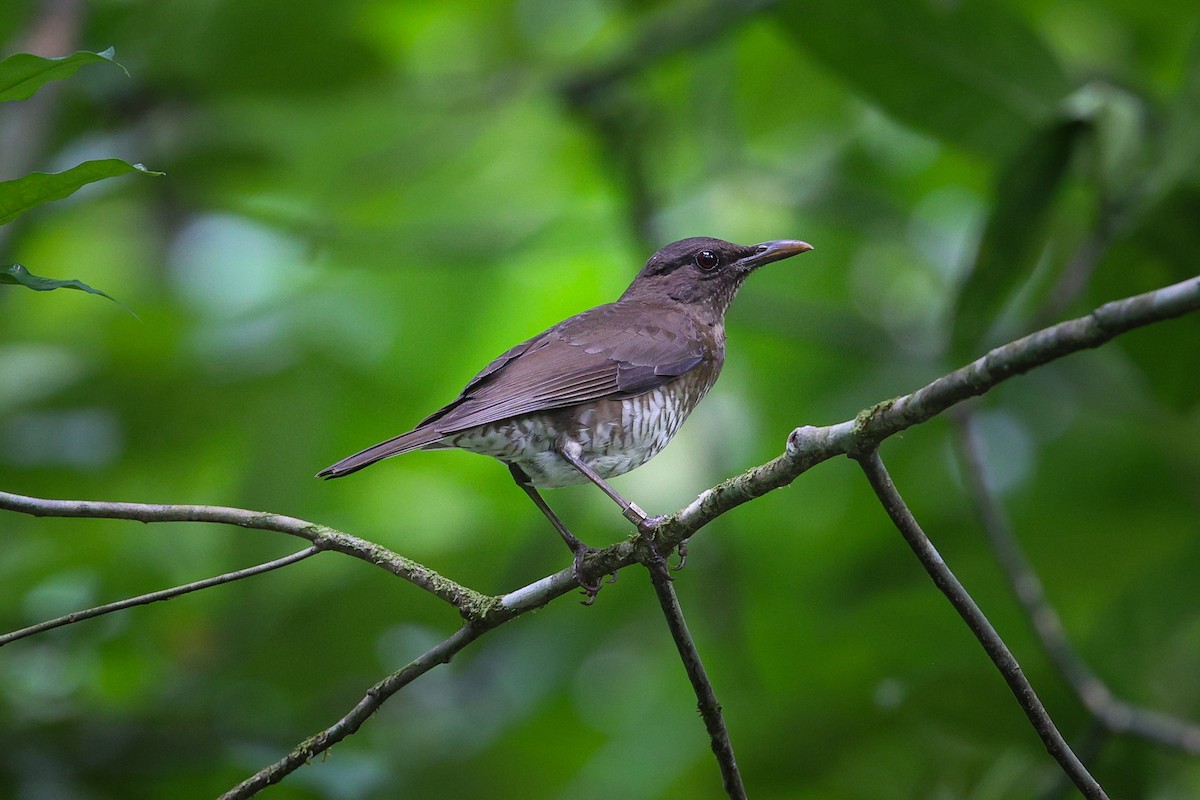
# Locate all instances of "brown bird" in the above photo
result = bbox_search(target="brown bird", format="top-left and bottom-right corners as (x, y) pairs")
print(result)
(319, 237), (813, 598)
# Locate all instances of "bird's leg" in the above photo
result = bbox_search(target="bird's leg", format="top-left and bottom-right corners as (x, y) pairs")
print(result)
(555, 443), (671, 575)
(554, 443), (665, 534)
(508, 464), (602, 603)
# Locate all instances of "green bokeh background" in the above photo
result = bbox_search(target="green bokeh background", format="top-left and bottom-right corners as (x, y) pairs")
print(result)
(2, 1), (1199, 798)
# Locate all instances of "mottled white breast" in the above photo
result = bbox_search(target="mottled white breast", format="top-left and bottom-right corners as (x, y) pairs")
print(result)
(448, 378), (710, 488)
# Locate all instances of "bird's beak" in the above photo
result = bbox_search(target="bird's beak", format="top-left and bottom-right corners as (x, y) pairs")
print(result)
(737, 239), (814, 272)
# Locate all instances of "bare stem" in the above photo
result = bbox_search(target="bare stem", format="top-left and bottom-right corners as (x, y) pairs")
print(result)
(952, 410), (1200, 753)
(218, 623), (485, 800)
(215, 554), (615, 798)
(0, 546), (319, 646)
(644, 557), (745, 800)
(855, 449), (1109, 800)
(659, 275), (1200, 551)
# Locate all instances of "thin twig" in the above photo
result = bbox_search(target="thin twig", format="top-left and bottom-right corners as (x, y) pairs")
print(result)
(221, 568), (598, 797)
(0, 492), (492, 617)
(644, 557), (745, 800)
(855, 449), (1109, 800)
(218, 622), (485, 800)
(1036, 721), (1110, 800)
(952, 410), (1200, 753)
(0, 546), (319, 646)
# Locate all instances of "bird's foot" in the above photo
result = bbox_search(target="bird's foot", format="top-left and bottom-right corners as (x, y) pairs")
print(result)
(627, 510), (684, 578)
(572, 545), (604, 605)
(636, 513), (666, 536)
(671, 541), (688, 572)
(635, 532), (674, 580)
(622, 502), (665, 537)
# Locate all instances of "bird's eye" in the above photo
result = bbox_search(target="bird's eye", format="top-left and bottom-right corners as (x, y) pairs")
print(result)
(695, 250), (719, 271)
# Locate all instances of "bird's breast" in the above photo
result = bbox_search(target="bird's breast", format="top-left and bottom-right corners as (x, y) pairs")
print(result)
(449, 364), (720, 489)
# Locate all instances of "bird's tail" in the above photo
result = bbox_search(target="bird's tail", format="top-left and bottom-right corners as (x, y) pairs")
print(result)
(317, 427), (445, 479)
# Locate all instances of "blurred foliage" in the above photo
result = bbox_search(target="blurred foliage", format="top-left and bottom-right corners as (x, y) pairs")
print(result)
(1, 1), (1199, 799)
(0, 47), (153, 307)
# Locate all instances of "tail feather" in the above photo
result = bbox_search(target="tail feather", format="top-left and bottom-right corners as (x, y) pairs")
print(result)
(317, 427), (445, 479)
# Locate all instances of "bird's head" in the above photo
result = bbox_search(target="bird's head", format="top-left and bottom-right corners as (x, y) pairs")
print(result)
(622, 237), (813, 321)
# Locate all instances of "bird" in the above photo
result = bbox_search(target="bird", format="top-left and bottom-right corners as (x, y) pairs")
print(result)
(319, 236), (813, 599)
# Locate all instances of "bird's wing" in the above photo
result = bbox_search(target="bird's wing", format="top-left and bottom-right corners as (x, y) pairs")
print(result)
(425, 302), (708, 434)
(317, 303), (708, 478)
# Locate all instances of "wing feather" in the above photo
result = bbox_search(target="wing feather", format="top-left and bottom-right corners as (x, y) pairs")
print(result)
(320, 300), (714, 478)
(430, 302), (709, 434)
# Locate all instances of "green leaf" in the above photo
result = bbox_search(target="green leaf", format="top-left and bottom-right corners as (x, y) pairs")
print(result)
(1, 263), (137, 317)
(774, 0), (1071, 155)
(0, 159), (162, 226)
(0, 48), (126, 103)
(950, 116), (1090, 359)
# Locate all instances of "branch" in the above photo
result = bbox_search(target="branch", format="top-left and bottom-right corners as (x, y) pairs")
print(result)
(855, 449), (1110, 800)
(648, 275), (1200, 553)
(644, 558), (745, 799)
(0, 492), (492, 617)
(0, 545), (319, 646)
(0, 484), (593, 794)
(225, 567), (606, 796)
(952, 411), (1200, 753)
(219, 622), (485, 800)
(6, 277), (1196, 624)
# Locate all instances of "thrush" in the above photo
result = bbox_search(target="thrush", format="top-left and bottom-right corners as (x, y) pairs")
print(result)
(319, 236), (813, 599)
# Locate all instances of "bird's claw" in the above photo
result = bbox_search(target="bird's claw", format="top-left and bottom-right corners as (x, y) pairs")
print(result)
(573, 546), (603, 605)
(671, 541), (688, 571)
